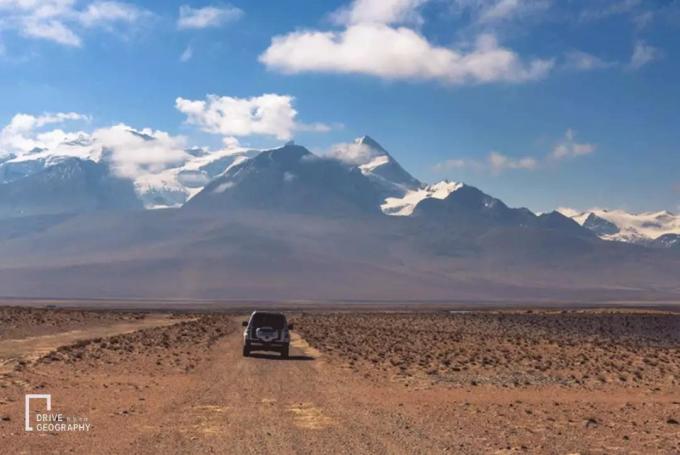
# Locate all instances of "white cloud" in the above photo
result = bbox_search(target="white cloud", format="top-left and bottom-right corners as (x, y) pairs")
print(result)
(260, 26), (553, 85)
(334, 0), (552, 28)
(92, 124), (190, 178)
(632, 10), (654, 29)
(432, 159), (466, 172)
(78, 1), (147, 28)
(579, 0), (641, 22)
(3, 112), (87, 134)
(551, 129), (595, 159)
(0, 112), (89, 156)
(478, 0), (551, 24)
(451, 0), (552, 26)
(331, 0), (428, 25)
(295, 122), (335, 133)
(432, 152), (537, 174)
(0, 0), (148, 47)
(22, 17), (83, 46)
(177, 4), (243, 30)
(176, 93), (332, 142)
(433, 129), (594, 174)
(629, 41), (660, 70)
(176, 94), (296, 141)
(180, 45), (193, 62)
(327, 142), (380, 165)
(488, 151), (537, 172)
(563, 50), (615, 71)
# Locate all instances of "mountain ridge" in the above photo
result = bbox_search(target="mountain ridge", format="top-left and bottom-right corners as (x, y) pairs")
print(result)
(1, 134), (676, 249)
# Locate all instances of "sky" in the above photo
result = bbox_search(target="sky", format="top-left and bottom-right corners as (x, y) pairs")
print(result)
(0, 0), (678, 213)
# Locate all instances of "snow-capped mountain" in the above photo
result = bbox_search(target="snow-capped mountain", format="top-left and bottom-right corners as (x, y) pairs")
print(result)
(1, 128), (676, 253)
(0, 129), (257, 211)
(381, 180), (463, 216)
(1, 134), (679, 302)
(134, 148), (256, 209)
(0, 157), (141, 218)
(0, 142), (101, 184)
(327, 136), (421, 198)
(186, 143), (384, 215)
(651, 234), (680, 249)
(559, 208), (680, 246)
(409, 184), (591, 237)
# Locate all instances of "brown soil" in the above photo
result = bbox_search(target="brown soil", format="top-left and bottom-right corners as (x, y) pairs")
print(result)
(0, 307), (678, 454)
(295, 311), (680, 389)
(0, 306), (145, 341)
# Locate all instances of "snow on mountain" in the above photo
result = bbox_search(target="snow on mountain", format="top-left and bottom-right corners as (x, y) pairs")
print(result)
(187, 143), (384, 215)
(327, 136), (421, 198)
(1, 117), (675, 246)
(559, 208), (680, 245)
(0, 157), (142, 218)
(651, 234), (680, 249)
(0, 124), (257, 210)
(135, 148), (256, 209)
(0, 137), (100, 184)
(381, 180), (463, 216)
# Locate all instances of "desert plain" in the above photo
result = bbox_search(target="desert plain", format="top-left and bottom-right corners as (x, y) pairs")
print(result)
(0, 302), (679, 454)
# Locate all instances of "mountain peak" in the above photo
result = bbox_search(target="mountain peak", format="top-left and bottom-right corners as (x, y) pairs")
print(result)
(337, 135), (421, 193)
(355, 135), (386, 152)
(256, 143), (312, 165)
(186, 143), (383, 215)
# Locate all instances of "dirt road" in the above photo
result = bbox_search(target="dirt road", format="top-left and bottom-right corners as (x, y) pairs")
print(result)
(3, 320), (448, 454)
(0, 315), (182, 374)
(1, 312), (679, 454)
(125, 331), (448, 454)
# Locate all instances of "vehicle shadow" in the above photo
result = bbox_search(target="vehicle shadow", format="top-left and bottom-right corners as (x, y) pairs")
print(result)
(247, 353), (314, 361)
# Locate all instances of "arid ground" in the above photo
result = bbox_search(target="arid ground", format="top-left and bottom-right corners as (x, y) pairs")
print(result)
(0, 305), (679, 454)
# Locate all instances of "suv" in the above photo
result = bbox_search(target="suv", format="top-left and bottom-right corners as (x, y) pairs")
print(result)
(242, 311), (293, 358)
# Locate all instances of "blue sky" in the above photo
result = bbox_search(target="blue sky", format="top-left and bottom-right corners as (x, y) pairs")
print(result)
(0, 0), (678, 212)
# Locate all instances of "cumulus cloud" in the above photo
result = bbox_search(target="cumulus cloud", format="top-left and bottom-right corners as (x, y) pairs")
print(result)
(0, 112), (90, 156)
(0, 0), (149, 47)
(260, 0), (553, 85)
(551, 129), (595, 159)
(629, 41), (660, 69)
(175, 93), (332, 142)
(92, 124), (190, 178)
(177, 4), (243, 30)
(260, 26), (553, 85)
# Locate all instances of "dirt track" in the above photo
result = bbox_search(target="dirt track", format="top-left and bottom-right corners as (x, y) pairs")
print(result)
(1, 310), (679, 454)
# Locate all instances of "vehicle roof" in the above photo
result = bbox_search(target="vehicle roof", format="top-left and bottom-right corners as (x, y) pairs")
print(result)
(250, 311), (286, 316)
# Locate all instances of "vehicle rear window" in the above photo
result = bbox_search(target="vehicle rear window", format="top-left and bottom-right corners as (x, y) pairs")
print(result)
(251, 313), (286, 329)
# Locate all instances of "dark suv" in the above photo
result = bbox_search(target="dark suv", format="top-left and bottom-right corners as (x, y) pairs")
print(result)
(242, 311), (293, 358)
